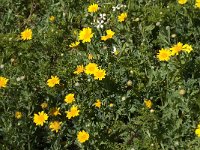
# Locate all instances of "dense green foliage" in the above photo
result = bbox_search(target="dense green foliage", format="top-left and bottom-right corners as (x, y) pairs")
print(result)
(1, 0), (200, 149)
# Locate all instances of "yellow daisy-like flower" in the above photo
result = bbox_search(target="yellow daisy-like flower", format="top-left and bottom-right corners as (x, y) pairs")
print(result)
(64, 93), (75, 104)
(0, 76), (9, 88)
(195, 128), (200, 137)
(195, 0), (200, 8)
(101, 29), (115, 41)
(106, 29), (115, 39)
(101, 35), (109, 41)
(65, 105), (80, 119)
(144, 100), (152, 109)
(47, 76), (60, 88)
(69, 41), (80, 48)
(74, 65), (84, 75)
(88, 53), (93, 60)
(15, 111), (22, 119)
(77, 130), (89, 143)
(178, 0), (187, 4)
(49, 16), (55, 22)
(49, 107), (61, 116)
(109, 103), (114, 107)
(21, 28), (32, 40)
(157, 48), (171, 61)
(79, 27), (94, 43)
(182, 44), (193, 53)
(88, 4), (98, 13)
(41, 102), (48, 109)
(118, 12), (127, 22)
(33, 111), (48, 126)
(49, 121), (62, 133)
(170, 42), (183, 56)
(94, 69), (106, 80)
(94, 99), (101, 108)
(85, 63), (98, 75)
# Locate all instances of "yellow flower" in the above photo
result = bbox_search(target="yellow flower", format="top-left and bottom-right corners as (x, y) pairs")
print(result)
(170, 42), (183, 56)
(109, 103), (114, 107)
(101, 29), (115, 41)
(15, 111), (22, 119)
(49, 121), (62, 133)
(94, 69), (106, 80)
(49, 16), (55, 22)
(33, 111), (48, 126)
(101, 35), (109, 41)
(118, 12), (127, 22)
(94, 99), (101, 108)
(195, 128), (200, 137)
(195, 0), (200, 8)
(74, 65), (84, 75)
(66, 105), (80, 119)
(182, 44), (193, 53)
(50, 107), (61, 116)
(47, 76), (60, 87)
(88, 53), (93, 60)
(178, 0), (187, 4)
(69, 41), (80, 48)
(77, 130), (89, 143)
(79, 27), (94, 43)
(85, 63), (98, 75)
(106, 29), (115, 39)
(64, 93), (75, 104)
(144, 100), (152, 109)
(41, 102), (48, 109)
(0, 76), (9, 88)
(21, 28), (32, 40)
(157, 48), (171, 61)
(88, 4), (98, 13)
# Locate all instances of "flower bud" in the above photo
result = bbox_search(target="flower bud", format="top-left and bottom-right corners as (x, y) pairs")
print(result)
(127, 80), (133, 86)
(179, 89), (186, 96)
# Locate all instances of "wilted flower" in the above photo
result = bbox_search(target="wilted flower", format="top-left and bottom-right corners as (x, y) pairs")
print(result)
(50, 107), (61, 116)
(74, 65), (84, 75)
(15, 111), (22, 119)
(49, 121), (62, 133)
(144, 99), (152, 109)
(49, 16), (55, 22)
(41, 102), (48, 109)
(94, 99), (101, 108)
(69, 41), (80, 48)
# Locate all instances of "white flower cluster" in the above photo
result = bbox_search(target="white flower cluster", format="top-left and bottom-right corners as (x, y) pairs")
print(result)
(112, 4), (126, 11)
(93, 13), (108, 29)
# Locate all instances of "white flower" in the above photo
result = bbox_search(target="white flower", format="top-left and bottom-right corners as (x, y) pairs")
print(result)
(100, 13), (106, 20)
(112, 6), (117, 11)
(112, 46), (119, 55)
(16, 77), (21, 82)
(0, 64), (4, 69)
(20, 76), (25, 80)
